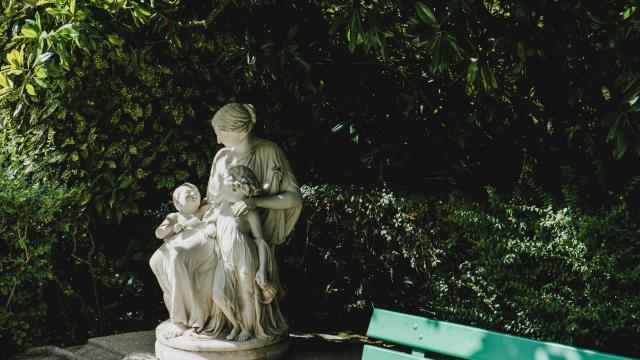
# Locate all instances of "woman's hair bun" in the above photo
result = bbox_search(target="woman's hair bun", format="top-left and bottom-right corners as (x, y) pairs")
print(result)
(243, 103), (257, 125)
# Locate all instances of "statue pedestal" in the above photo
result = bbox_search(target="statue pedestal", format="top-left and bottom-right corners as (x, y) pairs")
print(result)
(154, 322), (289, 360)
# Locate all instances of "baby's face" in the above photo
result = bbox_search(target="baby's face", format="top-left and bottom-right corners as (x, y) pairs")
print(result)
(177, 186), (201, 214)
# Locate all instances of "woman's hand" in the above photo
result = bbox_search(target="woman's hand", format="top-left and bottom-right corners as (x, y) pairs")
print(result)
(232, 197), (257, 217)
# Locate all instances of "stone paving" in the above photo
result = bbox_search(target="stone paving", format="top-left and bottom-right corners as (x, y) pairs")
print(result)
(11, 331), (366, 360)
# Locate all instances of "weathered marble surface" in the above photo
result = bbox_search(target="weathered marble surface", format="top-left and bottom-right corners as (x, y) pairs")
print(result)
(148, 103), (302, 358)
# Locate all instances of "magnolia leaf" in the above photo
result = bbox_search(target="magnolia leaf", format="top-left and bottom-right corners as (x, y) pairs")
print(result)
(107, 34), (124, 46)
(466, 61), (478, 94)
(415, 3), (437, 26)
(480, 66), (498, 91)
(56, 24), (80, 38)
(45, 7), (67, 16)
(623, 6), (637, 20)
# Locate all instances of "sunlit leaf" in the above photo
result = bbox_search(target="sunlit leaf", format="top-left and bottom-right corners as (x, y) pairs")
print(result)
(35, 52), (53, 65)
(35, 67), (47, 78)
(21, 27), (39, 38)
(26, 83), (37, 96)
(416, 3), (437, 26)
(623, 6), (637, 20)
(107, 34), (124, 46)
(0, 73), (13, 88)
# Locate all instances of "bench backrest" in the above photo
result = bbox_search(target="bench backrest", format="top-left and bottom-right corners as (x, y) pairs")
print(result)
(363, 308), (636, 360)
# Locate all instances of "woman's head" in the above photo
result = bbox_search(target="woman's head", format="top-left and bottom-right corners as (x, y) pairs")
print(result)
(211, 103), (256, 147)
(224, 165), (261, 198)
(211, 102), (256, 135)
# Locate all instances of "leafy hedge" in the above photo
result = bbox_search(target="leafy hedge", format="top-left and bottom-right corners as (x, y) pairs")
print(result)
(1, 167), (639, 358)
(0, 163), (85, 354)
(1, 0), (639, 358)
(280, 182), (640, 358)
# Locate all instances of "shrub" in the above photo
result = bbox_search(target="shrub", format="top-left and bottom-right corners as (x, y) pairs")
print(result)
(280, 183), (640, 358)
(0, 162), (85, 354)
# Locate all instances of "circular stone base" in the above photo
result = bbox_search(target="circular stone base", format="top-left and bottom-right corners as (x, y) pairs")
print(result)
(154, 322), (289, 360)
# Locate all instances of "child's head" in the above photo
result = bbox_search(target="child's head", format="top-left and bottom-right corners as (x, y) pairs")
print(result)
(173, 183), (201, 215)
(224, 165), (261, 198)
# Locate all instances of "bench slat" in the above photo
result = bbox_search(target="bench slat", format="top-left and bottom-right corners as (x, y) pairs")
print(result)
(366, 309), (636, 360)
(362, 344), (429, 360)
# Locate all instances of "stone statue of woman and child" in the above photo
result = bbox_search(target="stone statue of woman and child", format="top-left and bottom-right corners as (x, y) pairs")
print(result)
(149, 103), (302, 359)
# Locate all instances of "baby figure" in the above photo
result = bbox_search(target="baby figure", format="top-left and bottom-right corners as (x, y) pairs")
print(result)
(155, 183), (202, 240)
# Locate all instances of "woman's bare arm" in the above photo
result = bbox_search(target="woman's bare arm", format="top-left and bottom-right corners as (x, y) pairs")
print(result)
(232, 182), (302, 216)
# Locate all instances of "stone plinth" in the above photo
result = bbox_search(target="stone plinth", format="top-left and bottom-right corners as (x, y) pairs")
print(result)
(154, 322), (289, 360)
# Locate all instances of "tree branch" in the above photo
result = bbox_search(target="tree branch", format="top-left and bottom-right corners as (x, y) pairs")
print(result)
(178, 0), (233, 28)
(139, 0), (233, 29)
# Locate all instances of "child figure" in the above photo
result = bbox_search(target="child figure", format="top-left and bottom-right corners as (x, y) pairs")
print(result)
(211, 165), (276, 341)
(155, 183), (202, 241)
(153, 182), (214, 339)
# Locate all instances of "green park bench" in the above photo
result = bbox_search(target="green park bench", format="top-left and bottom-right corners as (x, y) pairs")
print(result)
(362, 308), (637, 360)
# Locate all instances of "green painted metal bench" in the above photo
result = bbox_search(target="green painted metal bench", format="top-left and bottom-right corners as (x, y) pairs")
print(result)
(362, 308), (637, 360)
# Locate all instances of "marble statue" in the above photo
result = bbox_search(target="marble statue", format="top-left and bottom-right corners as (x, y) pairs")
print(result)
(149, 103), (302, 359)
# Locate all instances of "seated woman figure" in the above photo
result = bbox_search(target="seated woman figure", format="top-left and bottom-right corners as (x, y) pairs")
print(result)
(149, 102), (301, 340)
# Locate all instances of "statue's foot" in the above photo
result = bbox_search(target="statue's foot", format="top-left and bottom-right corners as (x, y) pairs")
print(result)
(226, 325), (241, 340)
(162, 322), (187, 339)
(235, 330), (253, 342)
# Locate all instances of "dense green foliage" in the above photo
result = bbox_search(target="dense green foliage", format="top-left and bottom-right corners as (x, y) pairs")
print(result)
(1, 0), (639, 358)
(0, 162), (85, 354)
(287, 183), (640, 357)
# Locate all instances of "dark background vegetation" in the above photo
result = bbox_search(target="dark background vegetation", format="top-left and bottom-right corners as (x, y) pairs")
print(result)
(1, 0), (639, 358)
